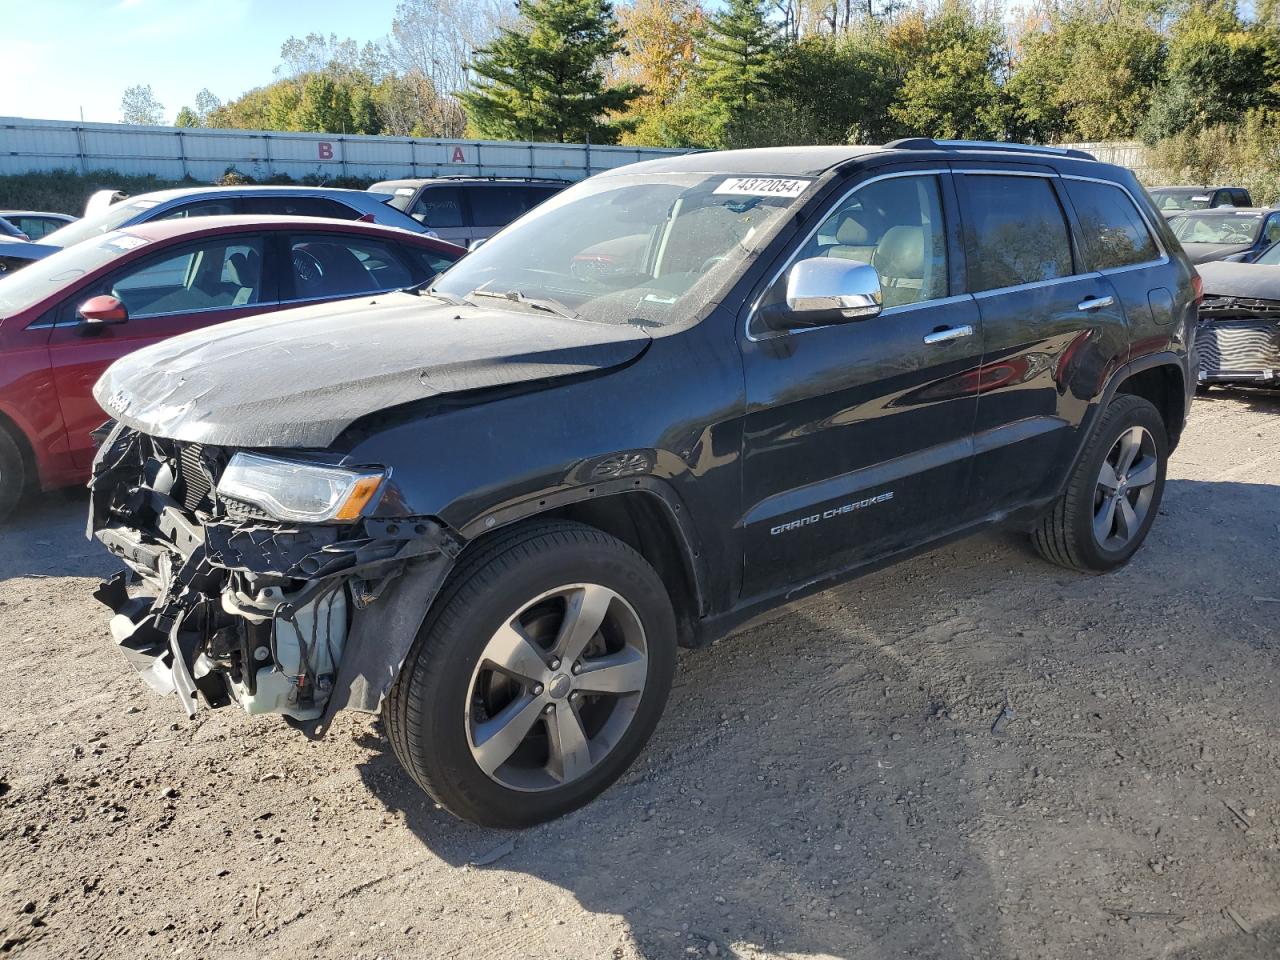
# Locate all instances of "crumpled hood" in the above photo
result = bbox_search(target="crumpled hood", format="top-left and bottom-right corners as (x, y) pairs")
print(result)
(1181, 242), (1253, 264)
(94, 292), (650, 448)
(1196, 261), (1280, 300)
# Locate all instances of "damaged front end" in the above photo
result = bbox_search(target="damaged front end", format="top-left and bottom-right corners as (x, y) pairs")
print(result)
(1198, 295), (1280, 386)
(88, 425), (460, 736)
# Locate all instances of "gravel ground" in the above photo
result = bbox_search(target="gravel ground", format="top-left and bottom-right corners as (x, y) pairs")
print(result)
(0, 388), (1278, 960)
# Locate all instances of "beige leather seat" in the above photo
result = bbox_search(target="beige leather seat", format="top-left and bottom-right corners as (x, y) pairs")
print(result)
(870, 225), (926, 308)
(824, 216), (877, 263)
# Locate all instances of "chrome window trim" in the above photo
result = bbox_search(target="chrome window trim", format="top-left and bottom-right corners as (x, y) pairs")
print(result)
(971, 272), (1095, 300)
(744, 167), (953, 343)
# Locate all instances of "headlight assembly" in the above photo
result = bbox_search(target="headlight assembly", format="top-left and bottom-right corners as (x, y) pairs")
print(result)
(216, 453), (384, 524)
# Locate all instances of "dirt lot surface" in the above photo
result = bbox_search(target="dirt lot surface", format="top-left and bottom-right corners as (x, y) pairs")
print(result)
(1, 389), (1278, 960)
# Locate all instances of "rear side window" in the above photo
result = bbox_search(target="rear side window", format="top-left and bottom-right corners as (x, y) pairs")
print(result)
(239, 196), (357, 220)
(469, 187), (533, 226)
(1233, 190), (1251, 207)
(286, 234), (414, 301)
(962, 175), (1073, 292)
(1063, 180), (1158, 271)
(409, 188), (464, 228)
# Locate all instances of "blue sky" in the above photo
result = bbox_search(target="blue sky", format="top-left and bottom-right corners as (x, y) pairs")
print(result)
(3, 0), (405, 123)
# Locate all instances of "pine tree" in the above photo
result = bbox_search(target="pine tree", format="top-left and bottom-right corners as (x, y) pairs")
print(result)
(460, 0), (640, 143)
(697, 0), (780, 115)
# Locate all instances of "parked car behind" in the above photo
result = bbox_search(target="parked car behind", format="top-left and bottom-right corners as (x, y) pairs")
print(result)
(1194, 243), (1280, 388)
(1166, 208), (1280, 263)
(0, 216), (462, 519)
(0, 211), (77, 241)
(88, 140), (1197, 828)
(0, 185), (433, 271)
(368, 177), (566, 247)
(1149, 185), (1252, 216)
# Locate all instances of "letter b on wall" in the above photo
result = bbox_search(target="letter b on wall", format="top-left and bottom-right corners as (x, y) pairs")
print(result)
(318, 142), (334, 160)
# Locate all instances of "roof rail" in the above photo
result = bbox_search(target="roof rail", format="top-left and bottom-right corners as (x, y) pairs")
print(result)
(885, 138), (1097, 161)
(433, 174), (574, 183)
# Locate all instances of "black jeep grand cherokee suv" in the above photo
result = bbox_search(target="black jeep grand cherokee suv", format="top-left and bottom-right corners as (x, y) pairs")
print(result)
(89, 140), (1198, 827)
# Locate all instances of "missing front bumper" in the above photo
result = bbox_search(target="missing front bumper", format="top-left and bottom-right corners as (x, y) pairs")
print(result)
(89, 426), (461, 736)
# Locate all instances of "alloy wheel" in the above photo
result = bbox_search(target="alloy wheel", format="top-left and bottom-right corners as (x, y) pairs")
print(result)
(465, 583), (649, 792)
(1092, 425), (1158, 551)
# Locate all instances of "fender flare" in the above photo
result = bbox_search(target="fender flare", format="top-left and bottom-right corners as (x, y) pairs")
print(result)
(453, 473), (711, 619)
(1054, 350), (1189, 499)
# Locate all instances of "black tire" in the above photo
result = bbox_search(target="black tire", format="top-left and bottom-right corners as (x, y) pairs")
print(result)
(0, 427), (25, 524)
(385, 520), (677, 828)
(1032, 394), (1168, 573)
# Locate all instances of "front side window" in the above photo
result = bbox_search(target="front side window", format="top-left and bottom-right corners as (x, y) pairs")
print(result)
(1064, 179), (1158, 270)
(432, 171), (808, 329)
(796, 174), (948, 309)
(1263, 215), (1280, 246)
(963, 175), (1073, 292)
(287, 234), (414, 300)
(110, 237), (264, 318)
(410, 188), (465, 228)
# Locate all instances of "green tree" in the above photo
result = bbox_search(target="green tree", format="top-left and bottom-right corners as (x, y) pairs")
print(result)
(1008, 7), (1164, 142)
(1140, 4), (1278, 142)
(120, 84), (164, 125)
(696, 0), (780, 116)
(888, 6), (1010, 140)
(174, 106), (200, 128)
(461, 0), (640, 143)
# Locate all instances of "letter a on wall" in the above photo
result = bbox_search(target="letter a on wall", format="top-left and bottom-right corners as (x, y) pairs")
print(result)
(318, 142), (334, 160)
(451, 146), (466, 163)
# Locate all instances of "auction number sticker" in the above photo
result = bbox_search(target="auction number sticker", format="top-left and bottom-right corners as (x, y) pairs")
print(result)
(714, 177), (811, 198)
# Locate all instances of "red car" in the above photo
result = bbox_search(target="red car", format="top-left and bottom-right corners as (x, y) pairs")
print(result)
(0, 216), (463, 519)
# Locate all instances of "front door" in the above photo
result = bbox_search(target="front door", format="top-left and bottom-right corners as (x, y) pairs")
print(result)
(47, 234), (274, 467)
(738, 170), (982, 600)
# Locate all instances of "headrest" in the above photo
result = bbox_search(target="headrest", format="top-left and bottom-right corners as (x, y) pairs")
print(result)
(871, 226), (925, 279)
(835, 216), (870, 245)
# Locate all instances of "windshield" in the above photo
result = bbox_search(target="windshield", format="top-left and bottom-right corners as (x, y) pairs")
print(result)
(1170, 212), (1262, 244)
(1152, 189), (1212, 212)
(0, 231), (145, 315)
(39, 197), (161, 248)
(431, 172), (811, 328)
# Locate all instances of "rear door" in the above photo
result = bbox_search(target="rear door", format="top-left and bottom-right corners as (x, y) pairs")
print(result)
(46, 233), (275, 466)
(955, 168), (1129, 515)
(467, 185), (531, 242)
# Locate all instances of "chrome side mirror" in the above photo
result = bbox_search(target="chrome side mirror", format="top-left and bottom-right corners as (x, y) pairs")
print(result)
(785, 257), (882, 321)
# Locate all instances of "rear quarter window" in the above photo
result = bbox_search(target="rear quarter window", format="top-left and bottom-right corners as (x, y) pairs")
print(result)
(1063, 180), (1159, 270)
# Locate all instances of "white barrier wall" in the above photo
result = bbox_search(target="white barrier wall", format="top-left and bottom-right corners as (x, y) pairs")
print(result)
(0, 116), (688, 182)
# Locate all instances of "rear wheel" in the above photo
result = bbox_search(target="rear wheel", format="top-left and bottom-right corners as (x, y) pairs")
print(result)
(0, 428), (26, 523)
(1032, 395), (1168, 573)
(385, 521), (677, 828)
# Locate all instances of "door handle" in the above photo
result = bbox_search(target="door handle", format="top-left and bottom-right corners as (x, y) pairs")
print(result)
(922, 324), (974, 345)
(1077, 295), (1115, 312)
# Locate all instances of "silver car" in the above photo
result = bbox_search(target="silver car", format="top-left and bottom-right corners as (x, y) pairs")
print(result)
(0, 186), (428, 269)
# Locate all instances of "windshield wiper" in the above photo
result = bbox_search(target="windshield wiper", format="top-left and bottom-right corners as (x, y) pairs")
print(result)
(467, 287), (579, 320)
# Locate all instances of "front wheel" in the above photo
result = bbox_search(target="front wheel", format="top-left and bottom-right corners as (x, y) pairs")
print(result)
(384, 520), (677, 827)
(1032, 394), (1168, 573)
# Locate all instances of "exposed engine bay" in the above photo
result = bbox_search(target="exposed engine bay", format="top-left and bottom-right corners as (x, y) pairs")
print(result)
(88, 424), (460, 735)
